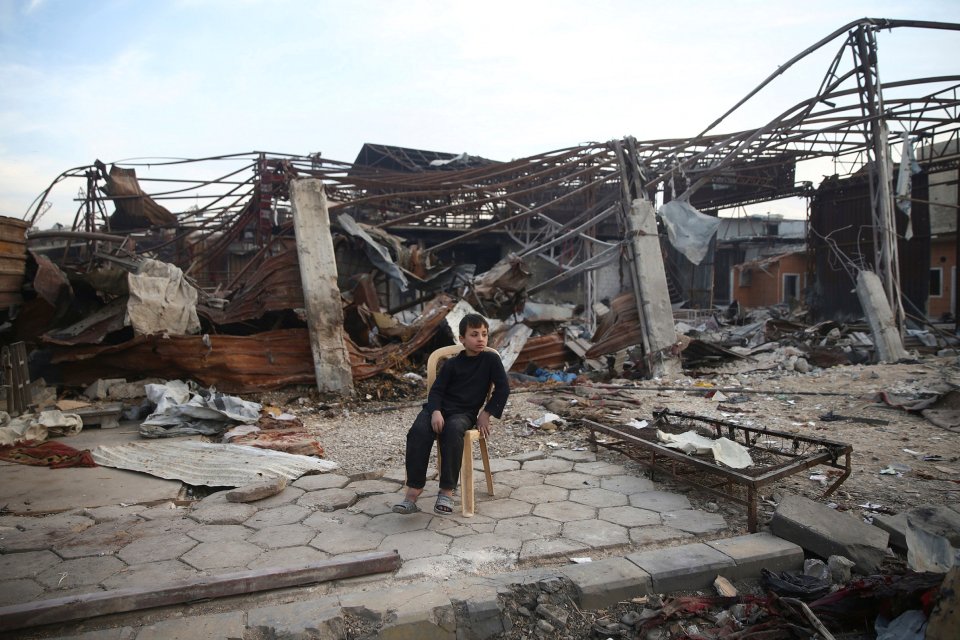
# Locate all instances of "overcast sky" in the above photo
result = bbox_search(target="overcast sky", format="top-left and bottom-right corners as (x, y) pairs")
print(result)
(1, 0), (958, 228)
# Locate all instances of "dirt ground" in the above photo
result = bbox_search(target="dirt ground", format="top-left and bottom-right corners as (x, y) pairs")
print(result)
(262, 350), (960, 534)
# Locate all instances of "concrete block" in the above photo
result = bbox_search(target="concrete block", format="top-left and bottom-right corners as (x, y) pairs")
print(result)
(456, 595), (510, 640)
(84, 378), (126, 401)
(247, 596), (344, 639)
(706, 532), (804, 580)
(559, 557), (652, 609)
(872, 512), (908, 550)
(770, 494), (888, 574)
(226, 477), (287, 503)
(627, 542), (735, 593)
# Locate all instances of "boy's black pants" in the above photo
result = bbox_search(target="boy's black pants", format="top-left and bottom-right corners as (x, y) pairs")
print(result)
(404, 408), (475, 491)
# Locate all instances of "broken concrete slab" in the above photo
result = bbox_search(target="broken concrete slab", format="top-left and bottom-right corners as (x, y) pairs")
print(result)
(856, 270), (908, 362)
(705, 533), (804, 580)
(769, 493), (889, 574)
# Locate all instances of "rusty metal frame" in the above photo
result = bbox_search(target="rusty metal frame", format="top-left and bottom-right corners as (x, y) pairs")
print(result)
(583, 409), (852, 532)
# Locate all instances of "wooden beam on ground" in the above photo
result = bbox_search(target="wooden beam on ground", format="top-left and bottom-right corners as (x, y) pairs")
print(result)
(290, 178), (355, 394)
(0, 551), (401, 633)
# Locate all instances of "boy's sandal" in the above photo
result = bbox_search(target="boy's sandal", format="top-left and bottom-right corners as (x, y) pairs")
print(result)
(434, 494), (455, 515)
(392, 499), (420, 514)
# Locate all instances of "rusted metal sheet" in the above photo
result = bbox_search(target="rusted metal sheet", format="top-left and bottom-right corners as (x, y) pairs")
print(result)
(50, 295), (456, 388)
(508, 332), (577, 372)
(92, 440), (338, 486)
(346, 294), (456, 379)
(0, 216), (29, 306)
(200, 250), (305, 325)
(103, 164), (178, 229)
(50, 329), (317, 393)
(585, 292), (644, 358)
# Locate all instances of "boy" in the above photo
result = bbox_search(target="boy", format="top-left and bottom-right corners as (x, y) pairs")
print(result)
(393, 313), (510, 515)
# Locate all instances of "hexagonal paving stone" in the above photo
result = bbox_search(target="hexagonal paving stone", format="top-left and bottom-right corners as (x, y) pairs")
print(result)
(573, 461), (627, 476)
(248, 524), (316, 549)
(470, 498), (531, 519)
(519, 538), (591, 562)
(0, 550), (62, 579)
(127, 517), (196, 539)
(473, 482), (514, 501)
(563, 520), (628, 548)
(508, 484), (568, 504)
(494, 516), (561, 541)
(346, 479), (402, 497)
(293, 474), (351, 491)
(187, 524), (251, 543)
(532, 501), (596, 522)
(482, 458), (521, 473)
(395, 554), (469, 580)
(364, 511), (433, 536)
(569, 488), (629, 508)
(182, 540), (263, 570)
(247, 486), (305, 508)
(189, 502), (258, 525)
(248, 546), (330, 570)
(244, 504), (310, 529)
(0, 579), (44, 606)
(661, 509), (727, 534)
(521, 458), (574, 474)
(118, 533), (197, 564)
(349, 494), (396, 517)
(310, 524), (385, 554)
(36, 555), (126, 590)
(543, 472), (600, 490)
(448, 532), (522, 565)
(102, 560), (199, 590)
(507, 451), (546, 463)
(379, 530), (451, 560)
(493, 470), (544, 489)
(629, 525), (693, 546)
(427, 519), (476, 538)
(629, 491), (692, 513)
(138, 503), (189, 521)
(601, 474), (656, 495)
(82, 504), (146, 523)
(297, 488), (359, 512)
(598, 506), (661, 528)
(552, 449), (597, 463)
(51, 517), (143, 559)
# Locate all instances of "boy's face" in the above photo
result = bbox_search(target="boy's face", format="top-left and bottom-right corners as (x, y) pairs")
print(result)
(460, 324), (488, 356)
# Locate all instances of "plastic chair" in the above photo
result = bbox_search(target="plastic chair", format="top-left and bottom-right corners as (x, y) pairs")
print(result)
(426, 344), (497, 517)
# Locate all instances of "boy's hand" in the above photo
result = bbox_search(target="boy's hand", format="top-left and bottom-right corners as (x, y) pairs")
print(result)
(431, 410), (444, 434)
(477, 411), (492, 438)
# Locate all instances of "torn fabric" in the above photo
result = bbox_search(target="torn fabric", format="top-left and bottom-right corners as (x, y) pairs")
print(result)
(896, 135), (922, 240)
(657, 429), (753, 468)
(338, 213), (409, 291)
(659, 200), (721, 265)
(126, 259), (201, 336)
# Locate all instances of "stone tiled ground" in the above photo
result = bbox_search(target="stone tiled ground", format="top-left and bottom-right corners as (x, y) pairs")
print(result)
(0, 449), (728, 607)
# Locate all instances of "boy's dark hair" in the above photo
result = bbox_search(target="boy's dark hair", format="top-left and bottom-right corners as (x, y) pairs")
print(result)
(459, 313), (489, 337)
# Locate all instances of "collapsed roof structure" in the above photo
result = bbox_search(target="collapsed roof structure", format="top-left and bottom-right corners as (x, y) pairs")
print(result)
(9, 17), (960, 394)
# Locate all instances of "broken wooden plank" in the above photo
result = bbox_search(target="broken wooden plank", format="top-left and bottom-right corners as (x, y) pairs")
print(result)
(0, 551), (401, 632)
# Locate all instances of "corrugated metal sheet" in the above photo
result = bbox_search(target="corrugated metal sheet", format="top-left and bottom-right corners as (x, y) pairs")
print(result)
(92, 440), (338, 487)
(508, 332), (577, 372)
(585, 292), (645, 358)
(200, 248), (305, 325)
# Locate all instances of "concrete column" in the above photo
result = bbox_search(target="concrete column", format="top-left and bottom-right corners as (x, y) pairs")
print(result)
(856, 270), (908, 363)
(289, 179), (354, 394)
(624, 199), (681, 377)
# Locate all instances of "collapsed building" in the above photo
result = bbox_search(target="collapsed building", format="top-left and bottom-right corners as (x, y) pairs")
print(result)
(2, 17), (959, 397)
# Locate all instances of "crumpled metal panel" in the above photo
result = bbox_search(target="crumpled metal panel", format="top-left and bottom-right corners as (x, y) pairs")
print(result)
(586, 292), (644, 358)
(508, 332), (577, 373)
(199, 250), (304, 326)
(92, 440), (338, 487)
